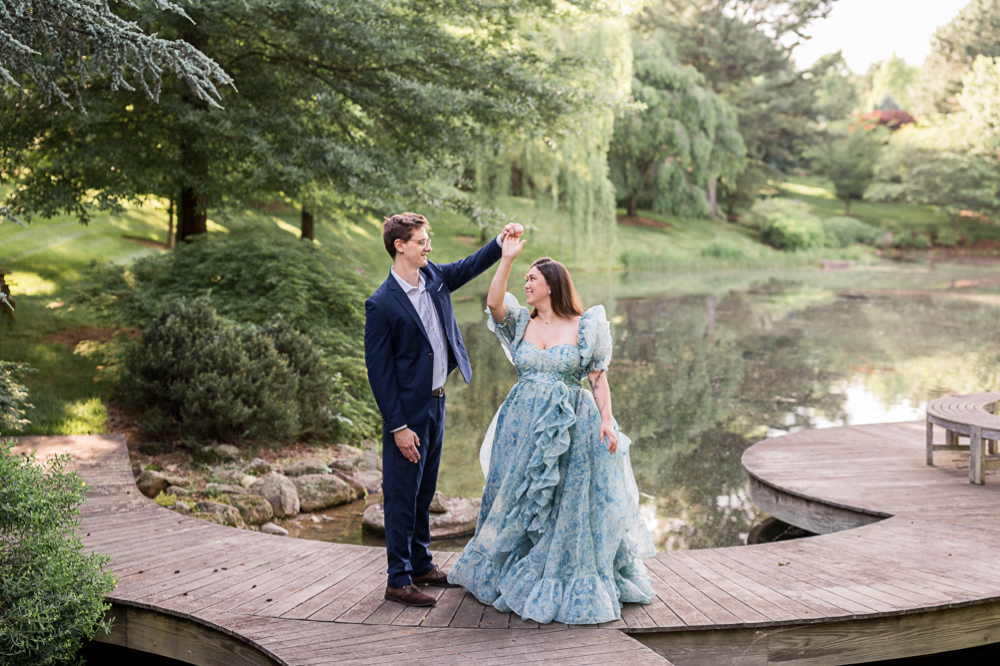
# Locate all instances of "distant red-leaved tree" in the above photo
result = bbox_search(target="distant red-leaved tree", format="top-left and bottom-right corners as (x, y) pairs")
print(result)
(861, 109), (916, 131)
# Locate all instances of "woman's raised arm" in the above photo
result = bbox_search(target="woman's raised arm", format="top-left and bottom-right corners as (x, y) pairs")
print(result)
(487, 234), (525, 323)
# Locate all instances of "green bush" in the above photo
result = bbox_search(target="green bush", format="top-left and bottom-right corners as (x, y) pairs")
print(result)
(119, 299), (334, 447)
(745, 198), (825, 251)
(821, 217), (881, 247)
(700, 240), (749, 262)
(0, 438), (116, 665)
(894, 233), (931, 250)
(935, 228), (961, 247)
(0, 362), (35, 435)
(74, 231), (378, 442)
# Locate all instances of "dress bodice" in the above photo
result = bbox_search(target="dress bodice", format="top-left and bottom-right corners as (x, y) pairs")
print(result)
(513, 342), (584, 387)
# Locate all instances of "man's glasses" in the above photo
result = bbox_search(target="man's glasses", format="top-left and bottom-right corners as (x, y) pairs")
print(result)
(410, 238), (431, 248)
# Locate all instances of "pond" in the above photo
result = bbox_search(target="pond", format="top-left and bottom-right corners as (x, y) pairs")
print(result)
(294, 259), (1000, 552)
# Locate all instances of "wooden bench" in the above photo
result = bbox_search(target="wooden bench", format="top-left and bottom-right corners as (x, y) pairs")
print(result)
(926, 392), (1000, 484)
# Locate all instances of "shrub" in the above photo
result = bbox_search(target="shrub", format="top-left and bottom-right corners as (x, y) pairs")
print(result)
(0, 362), (35, 434)
(74, 231), (378, 442)
(118, 298), (334, 447)
(749, 199), (825, 251)
(700, 240), (749, 262)
(935, 228), (961, 247)
(0, 438), (116, 665)
(822, 217), (882, 247)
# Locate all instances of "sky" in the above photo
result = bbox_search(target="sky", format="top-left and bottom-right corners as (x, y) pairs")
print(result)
(792, 0), (971, 73)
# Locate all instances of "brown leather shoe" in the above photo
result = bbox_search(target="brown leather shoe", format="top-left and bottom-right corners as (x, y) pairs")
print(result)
(412, 565), (461, 588)
(384, 584), (436, 607)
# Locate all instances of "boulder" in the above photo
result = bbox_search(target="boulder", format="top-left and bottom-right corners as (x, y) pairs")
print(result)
(259, 522), (288, 536)
(358, 448), (382, 473)
(228, 494), (274, 526)
(194, 500), (246, 528)
(163, 474), (190, 488)
(165, 485), (189, 496)
(363, 496), (480, 540)
(328, 444), (362, 471)
(350, 471), (382, 495)
(196, 444), (241, 464)
(330, 470), (366, 497)
(191, 511), (227, 525)
(215, 469), (249, 485)
(282, 458), (331, 477)
(429, 490), (447, 513)
(252, 472), (300, 518)
(204, 483), (249, 496)
(171, 502), (192, 515)
(293, 474), (357, 512)
(136, 470), (168, 498)
(244, 458), (272, 476)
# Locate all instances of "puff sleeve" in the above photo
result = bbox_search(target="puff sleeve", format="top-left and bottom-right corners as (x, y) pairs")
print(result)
(487, 292), (530, 364)
(578, 305), (612, 373)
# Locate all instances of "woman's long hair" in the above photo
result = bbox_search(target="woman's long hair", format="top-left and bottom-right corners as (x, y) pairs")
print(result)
(529, 257), (583, 320)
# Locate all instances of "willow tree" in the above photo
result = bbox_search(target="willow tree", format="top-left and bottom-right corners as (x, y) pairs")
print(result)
(0, 0), (590, 240)
(608, 32), (746, 219)
(471, 16), (632, 267)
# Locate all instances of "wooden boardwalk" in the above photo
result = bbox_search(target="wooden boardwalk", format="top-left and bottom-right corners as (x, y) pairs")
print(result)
(16, 421), (1000, 665)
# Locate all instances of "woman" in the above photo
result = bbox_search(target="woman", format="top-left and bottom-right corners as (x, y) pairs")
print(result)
(447, 235), (655, 625)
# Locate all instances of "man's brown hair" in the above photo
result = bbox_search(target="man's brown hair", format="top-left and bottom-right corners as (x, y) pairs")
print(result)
(383, 212), (429, 258)
(530, 257), (583, 320)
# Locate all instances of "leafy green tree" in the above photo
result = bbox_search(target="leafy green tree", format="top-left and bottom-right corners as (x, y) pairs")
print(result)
(912, 0), (1000, 116)
(608, 32), (746, 218)
(1, 0), (594, 239)
(1, 0), (230, 107)
(638, 0), (844, 216)
(863, 53), (917, 111)
(866, 130), (1000, 229)
(0, 438), (116, 666)
(807, 123), (887, 214)
(0, 362), (34, 433)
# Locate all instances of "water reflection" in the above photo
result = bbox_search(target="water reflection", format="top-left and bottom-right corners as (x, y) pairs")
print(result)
(437, 262), (1000, 552)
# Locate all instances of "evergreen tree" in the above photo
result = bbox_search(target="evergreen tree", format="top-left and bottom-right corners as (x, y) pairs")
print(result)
(1, 0), (598, 238)
(608, 32), (745, 219)
(1, 0), (230, 107)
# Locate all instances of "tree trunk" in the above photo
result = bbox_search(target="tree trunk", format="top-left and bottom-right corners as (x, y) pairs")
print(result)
(627, 196), (637, 218)
(166, 198), (175, 249)
(844, 197), (851, 215)
(301, 208), (315, 241)
(707, 176), (718, 219)
(178, 187), (207, 242)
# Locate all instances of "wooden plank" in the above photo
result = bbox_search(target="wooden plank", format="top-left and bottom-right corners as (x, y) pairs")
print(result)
(449, 590), (487, 628)
(480, 605), (511, 629)
(289, 551), (389, 621)
(417, 586), (467, 627)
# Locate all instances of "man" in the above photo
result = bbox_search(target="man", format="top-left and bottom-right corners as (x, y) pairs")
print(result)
(365, 212), (523, 607)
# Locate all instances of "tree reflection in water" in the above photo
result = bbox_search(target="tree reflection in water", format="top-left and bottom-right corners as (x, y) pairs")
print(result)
(438, 267), (1000, 552)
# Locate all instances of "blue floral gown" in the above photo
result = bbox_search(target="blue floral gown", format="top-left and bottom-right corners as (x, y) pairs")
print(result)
(448, 293), (655, 625)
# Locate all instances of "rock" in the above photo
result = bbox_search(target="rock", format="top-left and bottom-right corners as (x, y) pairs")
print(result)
(163, 474), (189, 488)
(165, 485), (189, 496)
(171, 502), (191, 515)
(240, 475), (257, 488)
(252, 472), (300, 518)
(194, 500), (246, 528)
(429, 490), (447, 513)
(282, 458), (331, 477)
(330, 470), (366, 496)
(228, 494), (274, 526)
(204, 483), (249, 496)
(244, 458), (272, 476)
(328, 444), (362, 471)
(363, 496), (481, 540)
(215, 469), (248, 485)
(350, 470), (382, 495)
(358, 448), (382, 473)
(131, 463), (142, 479)
(259, 522), (288, 536)
(196, 444), (241, 464)
(292, 474), (357, 512)
(136, 470), (168, 498)
(165, 463), (180, 472)
(191, 511), (227, 525)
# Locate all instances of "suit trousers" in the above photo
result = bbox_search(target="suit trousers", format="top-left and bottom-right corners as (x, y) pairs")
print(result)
(381, 394), (445, 588)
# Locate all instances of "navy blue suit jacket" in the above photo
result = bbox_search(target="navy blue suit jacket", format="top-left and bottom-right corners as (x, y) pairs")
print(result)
(364, 240), (503, 431)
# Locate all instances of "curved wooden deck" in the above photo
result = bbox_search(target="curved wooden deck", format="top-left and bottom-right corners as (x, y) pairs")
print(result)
(16, 420), (1000, 665)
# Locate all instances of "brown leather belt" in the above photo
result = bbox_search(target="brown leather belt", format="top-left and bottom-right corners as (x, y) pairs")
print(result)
(430, 387), (445, 397)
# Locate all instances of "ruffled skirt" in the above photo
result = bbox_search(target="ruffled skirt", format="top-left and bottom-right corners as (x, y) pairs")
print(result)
(448, 380), (655, 625)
